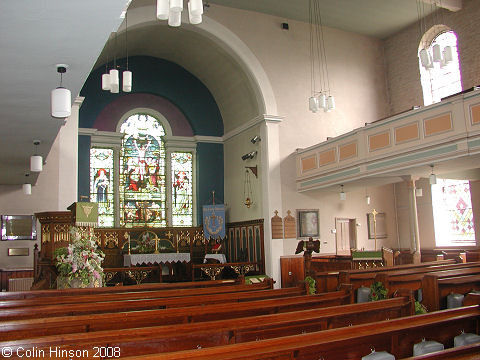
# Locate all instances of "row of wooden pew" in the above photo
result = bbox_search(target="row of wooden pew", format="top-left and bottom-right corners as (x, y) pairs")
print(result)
(1, 264), (480, 359)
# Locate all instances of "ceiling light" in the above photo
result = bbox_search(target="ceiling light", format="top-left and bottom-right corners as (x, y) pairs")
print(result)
(339, 185), (346, 201)
(366, 195), (371, 205)
(51, 65), (71, 118)
(30, 140), (42, 172)
(308, 0), (335, 113)
(157, 0), (204, 27)
(429, 164), (437, 185)
(22, 173), (31, 195)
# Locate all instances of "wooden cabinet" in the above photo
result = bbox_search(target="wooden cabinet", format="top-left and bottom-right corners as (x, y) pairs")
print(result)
(280, 256), (305, 288)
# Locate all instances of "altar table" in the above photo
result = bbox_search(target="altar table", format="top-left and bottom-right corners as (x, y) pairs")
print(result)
(124, 253), (191, 267)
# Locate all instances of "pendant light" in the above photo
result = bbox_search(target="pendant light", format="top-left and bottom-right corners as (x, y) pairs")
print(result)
(51, 65), (71, 118)
(30, 140), (43, 172)
(22, 173), (31, 195)
(157, 0), (203, 26)
(308, 0), (335, 114)
(122, 10), (132, 92)
(429, 164), (437, 185)
(339, 184), (346, 201)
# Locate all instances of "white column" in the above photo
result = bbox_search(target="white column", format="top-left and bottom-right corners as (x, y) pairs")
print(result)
(57, 96), (83, 210)
(405, 177), (421, 263)
(260, 116), (283, 288)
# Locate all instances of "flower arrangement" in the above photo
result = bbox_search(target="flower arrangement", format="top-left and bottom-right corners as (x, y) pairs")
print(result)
(369, 281), (388, 301)
(54, 227), (105, 287)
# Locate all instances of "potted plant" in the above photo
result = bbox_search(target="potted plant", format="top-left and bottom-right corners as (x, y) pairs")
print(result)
(55, 227), (105, 288)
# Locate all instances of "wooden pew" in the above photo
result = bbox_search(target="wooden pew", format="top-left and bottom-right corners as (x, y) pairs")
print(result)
(341, 262), (480, 301)
(0, 281), (288, 310)
(422, 273), (480, 311)
(115, 305), (480, 360)
(0, 286), (309, 321)
(402, 343), (480, 359)
(0, 277), (265, 301)
(0, 287), (353, 340)
(337, 261), (473, 293)
(1, 296), (414, 358)
(375, 264), (480, 297)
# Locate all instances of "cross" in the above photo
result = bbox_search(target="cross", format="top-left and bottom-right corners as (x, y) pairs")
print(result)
(372, 209), (378, 250)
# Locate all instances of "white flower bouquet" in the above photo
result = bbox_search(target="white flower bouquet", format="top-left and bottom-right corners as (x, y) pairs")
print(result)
(54, 227), (105, 287)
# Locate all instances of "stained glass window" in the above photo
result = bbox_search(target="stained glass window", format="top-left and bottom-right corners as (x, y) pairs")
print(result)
(89, 147), (115, 227)
(171, 152), (193, 226)
(119, 114), (166, 227)
(432, 179), (476, 246)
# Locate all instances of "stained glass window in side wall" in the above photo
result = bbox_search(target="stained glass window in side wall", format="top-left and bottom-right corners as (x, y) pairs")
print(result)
(432, 179), (476, 246)
(119, 114), (166, 227)
(171, 152), (193, 226)
(89, 147), (115, 227)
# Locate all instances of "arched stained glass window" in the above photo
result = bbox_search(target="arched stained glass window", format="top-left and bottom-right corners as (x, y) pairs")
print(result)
(171, 152), (193, 226)
(119, 114), (166, 227)
(89, 148), (115, 227)
(419, 30), (462, 106)
(432, 179), (476, 246)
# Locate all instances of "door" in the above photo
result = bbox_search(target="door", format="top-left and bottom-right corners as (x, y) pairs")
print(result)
(335, 218), (357, 255)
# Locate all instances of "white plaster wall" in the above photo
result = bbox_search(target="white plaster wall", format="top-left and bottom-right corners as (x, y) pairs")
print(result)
(224, 124), (263, 223)
(0, 104), (79, 269)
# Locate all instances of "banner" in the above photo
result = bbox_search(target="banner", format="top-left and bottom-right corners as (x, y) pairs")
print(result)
(203, 204), (225, 240)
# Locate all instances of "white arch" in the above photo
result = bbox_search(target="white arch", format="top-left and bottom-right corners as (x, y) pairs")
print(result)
(117, 5), (278, 117)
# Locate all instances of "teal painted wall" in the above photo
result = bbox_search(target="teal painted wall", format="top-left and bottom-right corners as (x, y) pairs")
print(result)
(197, 142), (224, 224)
(78, 56), (224, 224)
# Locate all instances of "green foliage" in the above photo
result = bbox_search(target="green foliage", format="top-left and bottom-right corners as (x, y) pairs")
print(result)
(304, 276), (316, 295)
(369, 281), (388, 301)
(415, 300), (428, 314)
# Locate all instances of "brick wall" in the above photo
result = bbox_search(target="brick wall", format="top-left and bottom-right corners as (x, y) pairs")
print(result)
(384, 0), (480, 115)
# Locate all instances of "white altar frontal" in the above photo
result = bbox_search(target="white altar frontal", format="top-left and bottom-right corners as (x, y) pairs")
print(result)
(124, 253), (191, 267)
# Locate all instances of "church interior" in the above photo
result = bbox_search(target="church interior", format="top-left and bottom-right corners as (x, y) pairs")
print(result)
(1, 0), (480, 358)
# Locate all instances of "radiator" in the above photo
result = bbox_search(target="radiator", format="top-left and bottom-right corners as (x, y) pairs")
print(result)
(8, 277), (33, 291)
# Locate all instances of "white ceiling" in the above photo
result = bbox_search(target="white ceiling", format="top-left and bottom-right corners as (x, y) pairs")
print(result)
(0, 0), (461, 185)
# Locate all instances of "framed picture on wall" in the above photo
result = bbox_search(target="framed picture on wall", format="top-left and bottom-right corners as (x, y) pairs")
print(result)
(367, 212), (387, 239)
(297, 209), (319, 238)
(1, 215), (37, 240)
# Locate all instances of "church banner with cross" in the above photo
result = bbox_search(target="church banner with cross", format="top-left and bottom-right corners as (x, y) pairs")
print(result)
(203, 204), (226, 240)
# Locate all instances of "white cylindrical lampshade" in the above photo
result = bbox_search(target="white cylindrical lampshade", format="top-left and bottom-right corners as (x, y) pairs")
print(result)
(170, 0), (183, 12)
(122, 71), (132, 92)
(22, 183), (32, 195)
(51, 87), (71, 118)
(156, 0), (169, 20)
(168, 10), (181, 26)
(309, 96), (319, 113)
(109, 69), (119, 93)
(30, 155), (43, 172)
(443, 46), (453, 63)
(102, 73), (111, 91)
(327, 95), (335, 111)
(340, 191), (346, 201)
(318, 93), (327, 109)
(189, 0), (203, 16)
(366, 195), (371, 205)
(430, 173), (437, 185)
(419, 49), (432, 68)
(432, 44), (442, 62)
(188, 2), (202, 24)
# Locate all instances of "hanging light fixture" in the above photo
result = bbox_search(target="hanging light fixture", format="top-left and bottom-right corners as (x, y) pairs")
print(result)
(429, 164), (437, 185)
(157, 0), (204, 27)
(22, 173), (31, 195)
(365, 188), (371, 205)
(308, 0), (334, 114)
(51, 65), (71, 118)
(30, 140), (43, 173)
(417, 0), (453, 70)
(122, 10), (132, 92)
(243, 169), (254, 208)
(339, 184), (346, 201)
